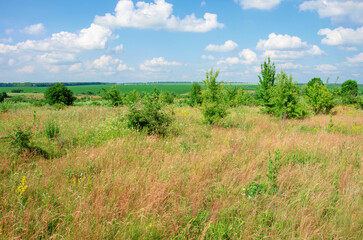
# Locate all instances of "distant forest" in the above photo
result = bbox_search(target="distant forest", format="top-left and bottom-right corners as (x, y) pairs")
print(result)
(0, 82), (113, 87)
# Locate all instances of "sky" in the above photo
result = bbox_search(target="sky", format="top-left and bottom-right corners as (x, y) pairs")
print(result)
(0, 0), (362, 84)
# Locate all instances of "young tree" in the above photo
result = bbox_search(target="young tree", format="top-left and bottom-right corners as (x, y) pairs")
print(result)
(201, 69), (228, 124)
(101, 86), (124, 106)
(305, 82), (334, 114)
(269, 72), (308, 119)
(307, 78), (323, 88)
(44, 83), (76, 106)
(340, 80), (358, 104)
(189, 82), (203, 106)
(256, 57), (276, 111)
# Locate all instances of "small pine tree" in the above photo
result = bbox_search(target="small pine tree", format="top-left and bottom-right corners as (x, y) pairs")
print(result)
(256, 57), (276, 112)
(201, 69), (228, 124)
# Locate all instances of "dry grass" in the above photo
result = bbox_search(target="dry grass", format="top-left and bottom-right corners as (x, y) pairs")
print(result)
(0, 104), (362, 239)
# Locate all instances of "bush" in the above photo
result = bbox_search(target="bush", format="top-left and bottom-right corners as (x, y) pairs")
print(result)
(11, 89), (24, 93)
(0, 92), (7, 102)
(189, 82), (203, 106)
(125, 90), (140, 105)
(307, 78), (323, 88)
(101, 86), (124, 106)
(159, 91), (175, 104)
(340, 80), (358, 104)
(45, 119), (60, 139)
(201, 69), (228, 124)
(44, 83), (76, 106)
(268, 72), (309, 119)
(305, 82), (334, 114)
(126, 94), (173, 136)
(256, 57), (276, 111)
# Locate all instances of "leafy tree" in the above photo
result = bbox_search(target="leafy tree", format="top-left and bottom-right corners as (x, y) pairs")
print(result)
(189, 82), (203, 106)
(44, 83), (76, 106)
(269, 72), (308, 119)
(125, 90), (140, 105)
(307, 78), (323, 88)
(126, 94), (172, 136)
(256, 57), (276, 111)
(201, 69), (228, 124)
(305, 82), (334, 114)
(159, 90), (175, 104)
(340, 80), (358, 104)
(101, 86), (124, 106)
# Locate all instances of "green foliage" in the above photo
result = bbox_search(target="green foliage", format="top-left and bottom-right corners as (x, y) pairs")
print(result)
(246, 182), (266, 197)
(307, 78), (323, 88)
(45, 119), (60, 139)
(159, 90), (175, 104)
(267, 150), (280, 193)
(7, 127), (32, 153)
(268, 72), (309, 119)
(340, 80), (358, 104)
(189, 82), (203, 106)
(256, 57), (276, 110)
(305, 82), (334, 114)
(124, 90), (140, 105)
(0, 92), (7, 102)
(101, 86), (124, 106)
(126, 94), (173, 136)
(201, 69), (228, 124)
(226, 87), (255, 107)
(44, 83), (76, 106)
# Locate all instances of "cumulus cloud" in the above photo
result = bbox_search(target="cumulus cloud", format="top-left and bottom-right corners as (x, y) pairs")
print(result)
(318, 27), (363, 46)
(140, 57), (182, 71)
(0, 37), (12, 43)
(277, 62), (304, 69)
(37, 52), (77, 64)
(20, 23), (45, 35)
(94, 0), (223, 32)
(234, 0), (281, 10)
(315, 64), (337, 72)
(299, 0), (363, 24)
(238, 49), (257, 64)
(113, 44), (124, 53)
(92, 55), (132, 71)
(347, 52), (363, 63)
(257, 33), (308, 50)
(258, 33), (324, 60)
(205, 40), (238, 52)
(17, 66), (34, 73)
(217, 57), (240, 65)
(201, 55), (215, 60)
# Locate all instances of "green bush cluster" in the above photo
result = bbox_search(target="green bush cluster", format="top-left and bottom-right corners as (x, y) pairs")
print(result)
(44, 83), (76, 106)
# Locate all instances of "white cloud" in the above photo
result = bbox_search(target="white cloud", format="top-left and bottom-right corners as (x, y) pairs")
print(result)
(238, 49), (257, 64)
(20, 23), (45, 35)
(300, 0), (363, 24)
(94, 0), (223, 32)
(205, 40), (238, 52)
(44, 65), (60, 73)
(315, 64), (337, 72)
(306, 45), (324, 55)
(234, 0), (281, 10)
(140, 57), (182, 71)
(217, 57), (240, 65)
(318, 27), (363, 46)
(8, 59), (15, 66)
(257, 33), (308, 50)
(201, 54), (215, 60)
(347, 52), (363, 63)
(277, 62), (304, 69)
(113, 44), (124, 53)
(69, 63), (83, 72)
(17, 66), (34, 73)
(37, 52), (76, 64)
(0, 43), (17, 53)
(0, 37), (12, 43)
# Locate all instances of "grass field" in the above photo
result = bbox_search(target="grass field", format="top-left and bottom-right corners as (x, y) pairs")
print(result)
(1, 83), (362, 95)
(0, 101), (362, 239)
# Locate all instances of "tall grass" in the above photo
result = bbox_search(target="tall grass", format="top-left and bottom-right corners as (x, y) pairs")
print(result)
(0, 103), (362, 239)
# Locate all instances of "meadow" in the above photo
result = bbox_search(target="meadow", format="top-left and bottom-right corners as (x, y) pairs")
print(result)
(0, 95), (362, 239)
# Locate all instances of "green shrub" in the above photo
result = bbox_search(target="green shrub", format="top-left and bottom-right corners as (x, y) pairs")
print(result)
(305, 82), (334, 114)
(267, 150), (280, 193)
(189, 82), (203, 106)
(0, 92), (7, 102)
(125, 90), (140, 105)
(45, 119), (60, 139)
(126, 94), (173, 136)
(201, 69), (228, 124)
(256, 57), (276, 111)
(307, 77), (323, 88)
(44, 83), (76, 106)
(159, 91), (175, 104)
(268, 72), (309, 119)
(7, 127), (32, 154)
(101, 86), (124, 106)
(340, 80), (358, 104)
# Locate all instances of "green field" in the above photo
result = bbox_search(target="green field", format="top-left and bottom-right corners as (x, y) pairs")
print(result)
(0, 83), (362, 95)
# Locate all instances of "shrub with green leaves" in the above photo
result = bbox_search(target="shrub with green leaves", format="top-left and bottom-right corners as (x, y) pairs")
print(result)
(305, 82), (334, 114)
(44, 83), (76, 106)
(189, 82), (203, 106)
(256, 57), (276, 111)
(126, 94), (172, 135)
(125, 90), (140, 105)
(7, 127), (32, 153)
(0, 92), (7, 102)
(159, 90), (175, 104)
(307, 77), (323, 88)
(340, 80), (358, 104)
(101, 86), (124, 106)
(268, 72), (309, 119)
(45, 119), (60, 139)
(201, 69), (228, 124)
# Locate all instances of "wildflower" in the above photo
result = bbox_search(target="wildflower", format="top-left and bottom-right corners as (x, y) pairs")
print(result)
(16, 176), (28, 198)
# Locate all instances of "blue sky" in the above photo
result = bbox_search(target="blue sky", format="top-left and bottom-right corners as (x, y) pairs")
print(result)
(0, 0), (362, 83)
